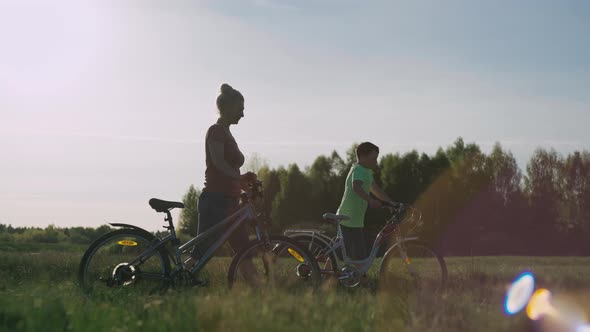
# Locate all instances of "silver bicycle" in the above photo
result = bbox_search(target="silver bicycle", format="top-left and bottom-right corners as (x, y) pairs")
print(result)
(285, 202), (447, 289)
(78, 181), (320, 293)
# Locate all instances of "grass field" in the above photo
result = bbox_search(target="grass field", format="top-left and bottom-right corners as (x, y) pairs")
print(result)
(1, 242), (589, 332)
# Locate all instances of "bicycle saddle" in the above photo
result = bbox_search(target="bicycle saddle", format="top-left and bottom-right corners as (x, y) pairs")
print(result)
(322, 213), (350, 225)
(149, 198), (185, 212)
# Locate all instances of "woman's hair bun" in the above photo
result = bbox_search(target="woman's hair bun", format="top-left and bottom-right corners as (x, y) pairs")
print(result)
(220, 83), (233, 94)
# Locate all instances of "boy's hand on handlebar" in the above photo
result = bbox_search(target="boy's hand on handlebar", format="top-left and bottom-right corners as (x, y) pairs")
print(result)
(383, 201), (402, 208)
(381, 201), (404, 213)
(368, 198), (382, 209)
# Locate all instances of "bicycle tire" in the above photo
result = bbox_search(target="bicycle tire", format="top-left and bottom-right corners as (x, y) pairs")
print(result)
(227, 235), (321, 291)
(78, 228), (171, 293)
(287, 233), (339, 277)
(379, 240), (447, 291)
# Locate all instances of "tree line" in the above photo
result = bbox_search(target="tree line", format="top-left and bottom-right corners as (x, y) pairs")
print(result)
(179, 137), (590, 256)
(2, 137), (588, 256)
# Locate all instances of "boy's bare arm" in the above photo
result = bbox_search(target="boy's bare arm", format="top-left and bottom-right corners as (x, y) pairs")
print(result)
(370, 182), (394, 204)
(353, 180), (381, 208)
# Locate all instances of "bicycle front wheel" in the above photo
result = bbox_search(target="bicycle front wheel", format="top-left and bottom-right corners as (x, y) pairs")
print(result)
(227, 235), (321, 291)
(379, 240), (447, 291)
(78, 228), (171, 294)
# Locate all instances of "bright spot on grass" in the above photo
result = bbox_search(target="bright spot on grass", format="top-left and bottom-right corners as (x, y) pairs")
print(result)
(504, 272), (535, 315)
(526, 289), (554, 320)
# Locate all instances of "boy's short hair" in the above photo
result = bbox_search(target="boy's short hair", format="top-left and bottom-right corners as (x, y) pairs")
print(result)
(356, 142), (379, 159)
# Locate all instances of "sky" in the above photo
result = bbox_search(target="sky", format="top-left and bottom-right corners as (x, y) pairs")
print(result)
(1, 0), (589, 230)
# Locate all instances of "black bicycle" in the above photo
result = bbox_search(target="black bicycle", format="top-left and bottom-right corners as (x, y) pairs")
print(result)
(78, 181), (320, 293)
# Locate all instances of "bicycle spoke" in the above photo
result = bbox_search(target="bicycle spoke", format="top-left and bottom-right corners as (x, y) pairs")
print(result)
(229, 237), (320, 291)
(79, 230), (169, 293)
(380, 241), (447, 291)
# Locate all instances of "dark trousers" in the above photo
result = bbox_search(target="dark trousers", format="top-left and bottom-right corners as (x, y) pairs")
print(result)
(190, 192), (249, 258)
(340, 225), (368, 260)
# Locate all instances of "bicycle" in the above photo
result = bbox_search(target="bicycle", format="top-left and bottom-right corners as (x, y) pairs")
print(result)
(284, 202), (447, 289)
(78, 181), (321, 293)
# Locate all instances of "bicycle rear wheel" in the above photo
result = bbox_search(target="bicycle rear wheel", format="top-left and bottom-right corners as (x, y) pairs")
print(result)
(379, 240), (447, 291)
(288, 233), (338, 277)
(78, 228), (171, 294)
(227, 235), (321, 291)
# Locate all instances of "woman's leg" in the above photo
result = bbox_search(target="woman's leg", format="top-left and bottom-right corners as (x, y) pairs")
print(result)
(222, 198), (260, 285)
(188, 192), (228, 262)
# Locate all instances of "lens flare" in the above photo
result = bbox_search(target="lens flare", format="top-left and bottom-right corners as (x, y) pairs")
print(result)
(504, 272), (589, 330)
(505, 272), (536, 315)
(551, 295), (588, 329)
(526, 289), (555, 320)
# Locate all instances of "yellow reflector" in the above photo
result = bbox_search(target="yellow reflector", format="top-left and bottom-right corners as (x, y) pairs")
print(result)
(117, 240), (138, 247)
(287, 248), (305, 262)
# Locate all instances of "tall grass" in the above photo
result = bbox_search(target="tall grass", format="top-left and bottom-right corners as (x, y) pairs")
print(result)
(1, 243), (589, 331)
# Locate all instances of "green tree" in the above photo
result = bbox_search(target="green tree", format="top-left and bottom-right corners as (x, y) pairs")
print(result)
(179, 185), (201, 236)
(558, 151), (590, 237)
(524, 148), (563, 253)
(487, 143), (522, 205)
(257, 166), (282, 217)
(307, 153), (345, 218)
(379, 150), (424, 203)
(272, 164), (311, 228)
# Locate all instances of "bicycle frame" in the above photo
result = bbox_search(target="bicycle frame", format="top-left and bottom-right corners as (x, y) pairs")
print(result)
(287, 205), (422, 275)
(317, 224), (418, 274)
(121, 201), (263, 280)
(283, 205), (447, 288)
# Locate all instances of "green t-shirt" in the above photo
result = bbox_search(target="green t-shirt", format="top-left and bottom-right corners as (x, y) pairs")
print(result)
(337, 163), (374, 228)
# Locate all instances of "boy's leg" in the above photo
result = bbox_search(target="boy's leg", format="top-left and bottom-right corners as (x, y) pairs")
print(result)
(340, 225), (368, 262)
(346, 227), (370, 285)
(341, 225), (370, 285)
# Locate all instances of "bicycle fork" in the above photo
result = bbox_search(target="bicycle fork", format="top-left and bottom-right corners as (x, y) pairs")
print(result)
(398, 240), (419, 280)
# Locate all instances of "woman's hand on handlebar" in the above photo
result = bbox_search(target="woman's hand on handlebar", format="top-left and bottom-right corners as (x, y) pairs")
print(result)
(240, 172), (258, 192)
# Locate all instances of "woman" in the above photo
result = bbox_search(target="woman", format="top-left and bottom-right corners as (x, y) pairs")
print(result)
(185, 83), (256, 270)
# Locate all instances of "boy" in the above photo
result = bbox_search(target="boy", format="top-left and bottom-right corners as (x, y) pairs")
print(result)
(337, 142), (394, 261)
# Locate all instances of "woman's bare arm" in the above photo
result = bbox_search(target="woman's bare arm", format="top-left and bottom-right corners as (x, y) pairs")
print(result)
(208, 140), (240, 179)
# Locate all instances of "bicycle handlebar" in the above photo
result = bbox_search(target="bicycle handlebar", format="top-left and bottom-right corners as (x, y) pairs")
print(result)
(240, 180), (264, 204)
(381, 201), (423, 234)
(381, 201), (405, 210)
